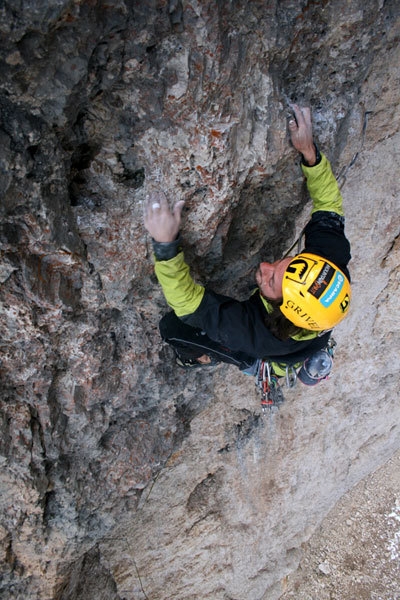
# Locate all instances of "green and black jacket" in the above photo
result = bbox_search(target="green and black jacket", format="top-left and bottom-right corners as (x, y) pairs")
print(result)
(153, 154), (351, 367)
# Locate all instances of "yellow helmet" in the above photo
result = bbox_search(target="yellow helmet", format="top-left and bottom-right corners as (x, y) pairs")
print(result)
(280, 253), (351, 331)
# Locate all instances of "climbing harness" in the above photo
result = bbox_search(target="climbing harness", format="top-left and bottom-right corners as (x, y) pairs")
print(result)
(256, 338), (337, 412)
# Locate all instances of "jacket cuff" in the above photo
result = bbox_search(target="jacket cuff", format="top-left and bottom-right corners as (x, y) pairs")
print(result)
(152, 235), (182, 261)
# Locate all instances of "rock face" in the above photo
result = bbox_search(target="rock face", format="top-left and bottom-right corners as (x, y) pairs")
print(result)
(0, 1), (399, 598)
(280, 449), (400, 599)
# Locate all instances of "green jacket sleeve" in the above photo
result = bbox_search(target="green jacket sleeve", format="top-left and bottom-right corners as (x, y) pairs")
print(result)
(301, 153), (344, 216)
(154, 251), (205, 317)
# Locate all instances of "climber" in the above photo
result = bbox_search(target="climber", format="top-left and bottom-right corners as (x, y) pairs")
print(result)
(143, 105), (351, 383)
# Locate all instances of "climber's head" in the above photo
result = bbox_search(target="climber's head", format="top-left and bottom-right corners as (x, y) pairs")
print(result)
(257, 253), (351, 331)
(256, 257), (293, 300)
(281, 253), (351, 330)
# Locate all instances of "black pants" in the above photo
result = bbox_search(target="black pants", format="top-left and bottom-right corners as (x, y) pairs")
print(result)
(159, 312), (256, 370)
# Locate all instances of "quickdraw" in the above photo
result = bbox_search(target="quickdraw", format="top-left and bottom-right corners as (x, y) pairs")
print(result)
(255, 361), (285, 412)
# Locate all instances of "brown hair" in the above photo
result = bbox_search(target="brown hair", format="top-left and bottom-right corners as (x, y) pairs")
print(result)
(264, 300), (302, 341)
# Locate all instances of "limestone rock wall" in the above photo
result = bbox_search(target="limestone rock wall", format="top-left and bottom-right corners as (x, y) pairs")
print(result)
(0, 1), (399, 598)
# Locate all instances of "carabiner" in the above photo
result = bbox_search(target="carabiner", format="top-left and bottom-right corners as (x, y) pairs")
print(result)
(285, 365), (297, 388)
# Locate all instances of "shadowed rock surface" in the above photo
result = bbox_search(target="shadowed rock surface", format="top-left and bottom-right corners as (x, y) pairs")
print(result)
(0, 1), (399, 598)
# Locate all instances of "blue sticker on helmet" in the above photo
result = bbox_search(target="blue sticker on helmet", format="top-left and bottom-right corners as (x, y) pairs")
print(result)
(320, 272), (344, 307)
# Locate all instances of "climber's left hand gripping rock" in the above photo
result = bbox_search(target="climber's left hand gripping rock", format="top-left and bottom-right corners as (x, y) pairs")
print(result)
(144, 191), (185, 243)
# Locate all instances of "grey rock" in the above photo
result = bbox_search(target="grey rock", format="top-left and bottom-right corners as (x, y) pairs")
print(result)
(0, 1), (399, 599)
